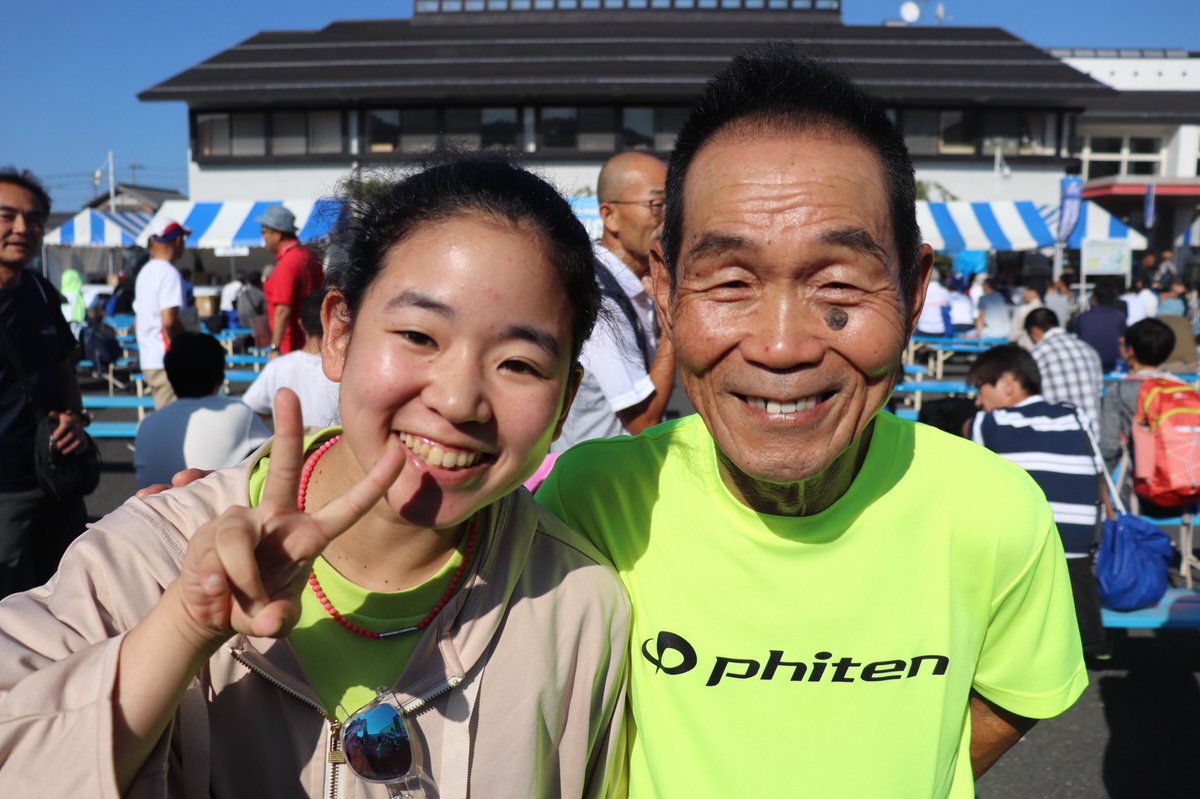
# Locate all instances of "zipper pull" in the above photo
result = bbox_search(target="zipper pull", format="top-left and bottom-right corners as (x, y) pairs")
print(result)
(328, 720), (346, 765)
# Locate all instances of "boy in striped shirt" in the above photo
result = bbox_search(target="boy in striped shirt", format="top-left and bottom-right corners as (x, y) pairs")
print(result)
(967, 344), (1106, 655)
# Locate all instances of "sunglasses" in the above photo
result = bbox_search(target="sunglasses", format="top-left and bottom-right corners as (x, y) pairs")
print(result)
(338, 690), (427, 790)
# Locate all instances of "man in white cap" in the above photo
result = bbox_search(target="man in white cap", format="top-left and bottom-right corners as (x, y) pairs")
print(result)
(257, 204), (323, 357)
(134, 218), (189, 409)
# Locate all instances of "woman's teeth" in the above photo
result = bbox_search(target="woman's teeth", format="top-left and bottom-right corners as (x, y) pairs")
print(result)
(400, 433), (483, 469)
(746, 396), (819, 414)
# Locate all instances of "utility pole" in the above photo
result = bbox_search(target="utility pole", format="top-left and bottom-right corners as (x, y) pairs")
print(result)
(107, 150), (116, 208)
(129, 162), (146, 186)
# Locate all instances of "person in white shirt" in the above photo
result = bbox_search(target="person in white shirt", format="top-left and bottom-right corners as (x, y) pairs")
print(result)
(134, 333), (270, 488)
(242, 289), (340, 428)
(133, 219), (189, 409)
(915, 270), (951, 335)
(552, 152), (675, 452)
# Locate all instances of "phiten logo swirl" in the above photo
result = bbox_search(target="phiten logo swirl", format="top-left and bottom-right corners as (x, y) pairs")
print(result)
(641, 631), (698, 675)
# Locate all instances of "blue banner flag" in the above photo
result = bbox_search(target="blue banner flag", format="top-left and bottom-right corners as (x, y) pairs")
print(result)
(1057, 177), (1083, 244)
(1144, 184), (1157, 230)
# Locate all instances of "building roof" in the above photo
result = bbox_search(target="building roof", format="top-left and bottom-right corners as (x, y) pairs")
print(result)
(139, 11), (1111, 109)
(83, 184), (186, 210)
(1080, 90), (1200, 125)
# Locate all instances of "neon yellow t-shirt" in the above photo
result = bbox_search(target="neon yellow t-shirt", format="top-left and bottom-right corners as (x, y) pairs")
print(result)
(249, 429), (465, 721)
(538, 412), (1088, 798)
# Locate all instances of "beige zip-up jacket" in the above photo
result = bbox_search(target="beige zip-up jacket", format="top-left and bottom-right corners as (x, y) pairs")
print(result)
(0, 448), (630, 798)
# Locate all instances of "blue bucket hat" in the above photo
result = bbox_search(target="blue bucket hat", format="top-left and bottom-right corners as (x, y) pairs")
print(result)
(256, 204), (298, 235)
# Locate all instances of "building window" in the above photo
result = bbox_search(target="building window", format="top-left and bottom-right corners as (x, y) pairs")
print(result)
(308, 111), (344, 154)
(481, 107), (520, 149)
(401, 109), (438, 153)
(444, 108), (482, 149)
(271, 112), (307, 156)
(1082, 135), (1164, 180)
(541, 107), (579, 149)
(622, 107), (655, 150)
(365, 110), (401, 153)
(656, 108), (687, 151)
(231, 113), (266, 157)
(901, 110), (938, 156)
(938, 111), (975, 155)
(578, 108), (615, 151)
(980, 111), (1056, 156)
(195, 113), (230, 157)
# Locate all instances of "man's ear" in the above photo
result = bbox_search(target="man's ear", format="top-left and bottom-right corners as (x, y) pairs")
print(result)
(551, 364), (585, 441)
(649, 239), (674, 341)
(320, 290), (352, 383)
(906, 244), (935, 337)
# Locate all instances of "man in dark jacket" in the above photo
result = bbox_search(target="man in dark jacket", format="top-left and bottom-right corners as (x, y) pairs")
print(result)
(1074, 281), (1127, 372)
(0, 168), (89, 596)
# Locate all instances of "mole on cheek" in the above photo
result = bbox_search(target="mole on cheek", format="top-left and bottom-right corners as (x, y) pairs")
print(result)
(825, 308), (848, 331)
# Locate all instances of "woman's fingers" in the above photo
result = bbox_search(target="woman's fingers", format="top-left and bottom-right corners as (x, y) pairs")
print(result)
(259, 389), (305, 515)
(311, 444), (407, 541)
(212, 515), (270, 616)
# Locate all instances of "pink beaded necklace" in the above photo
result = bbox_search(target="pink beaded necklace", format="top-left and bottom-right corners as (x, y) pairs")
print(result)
(297, 434), (479, 640)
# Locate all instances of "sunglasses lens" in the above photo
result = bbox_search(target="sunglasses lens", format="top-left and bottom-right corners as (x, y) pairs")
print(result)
(342, 703), (413, 781)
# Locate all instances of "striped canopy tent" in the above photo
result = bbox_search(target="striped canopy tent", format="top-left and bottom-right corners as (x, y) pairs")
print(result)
(1177, 214), (1200, 248)
(1042, 201), (1150, 250)
(916, 201), (1054, 253)
(44, 209), (152, 248)
(136, 199), (345, 250)
(572, 198), (1059, 253)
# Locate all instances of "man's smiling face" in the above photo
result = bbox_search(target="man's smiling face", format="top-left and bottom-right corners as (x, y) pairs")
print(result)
(656, 124), (928, 500)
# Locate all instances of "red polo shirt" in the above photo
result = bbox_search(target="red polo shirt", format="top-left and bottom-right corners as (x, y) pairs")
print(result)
(263, 240), (324, 354)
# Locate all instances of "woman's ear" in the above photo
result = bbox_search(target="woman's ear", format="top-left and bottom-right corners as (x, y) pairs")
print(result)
(321, 290), (352, 383)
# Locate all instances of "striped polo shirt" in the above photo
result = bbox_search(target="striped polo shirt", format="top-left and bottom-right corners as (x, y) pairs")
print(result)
(971, 396), (1101, 557)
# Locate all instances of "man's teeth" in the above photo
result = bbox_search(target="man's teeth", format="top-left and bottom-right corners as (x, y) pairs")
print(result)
(746, 396), (819, 414)
(400, 434), (483, 469)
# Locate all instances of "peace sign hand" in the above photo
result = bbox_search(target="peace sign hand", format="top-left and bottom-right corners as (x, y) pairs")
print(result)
(172, 389), (405, 647)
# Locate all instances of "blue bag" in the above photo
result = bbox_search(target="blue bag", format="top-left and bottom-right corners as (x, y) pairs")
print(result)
(1095, 513), (1174, 611)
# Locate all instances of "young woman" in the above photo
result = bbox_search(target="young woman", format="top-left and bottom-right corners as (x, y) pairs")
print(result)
(0, 159), (630, 798)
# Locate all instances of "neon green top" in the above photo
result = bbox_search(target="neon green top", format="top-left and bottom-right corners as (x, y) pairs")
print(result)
(538, 412), (1088, 798)
(249, 428), (465, 721)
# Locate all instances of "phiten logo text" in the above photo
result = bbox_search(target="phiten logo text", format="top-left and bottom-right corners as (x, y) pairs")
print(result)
(642, 631), (950, 688)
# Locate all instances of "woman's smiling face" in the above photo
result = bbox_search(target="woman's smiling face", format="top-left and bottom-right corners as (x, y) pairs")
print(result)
(323, 213), (578, 529)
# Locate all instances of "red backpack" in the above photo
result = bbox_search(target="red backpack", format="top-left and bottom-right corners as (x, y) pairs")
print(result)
(1129, 376), (1200, 507)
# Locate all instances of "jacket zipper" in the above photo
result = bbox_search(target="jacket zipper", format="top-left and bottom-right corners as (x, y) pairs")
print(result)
(230, 649), (344, 799)
(231, 648), (462, 797)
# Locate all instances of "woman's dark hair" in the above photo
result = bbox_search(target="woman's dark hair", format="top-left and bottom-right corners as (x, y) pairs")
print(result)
(329, 156), (599, 361)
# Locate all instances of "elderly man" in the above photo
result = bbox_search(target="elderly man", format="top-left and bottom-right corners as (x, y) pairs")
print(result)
(540, 47), (1086, 796)
(552, 152), (675, 451)
(0, 169), (90, 595)
(258, 204), (323, 357)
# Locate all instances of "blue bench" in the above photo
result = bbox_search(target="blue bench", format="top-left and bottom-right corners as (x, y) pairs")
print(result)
(226, 354), (269, 369)
(1102, 588), (1200, 629)
(89, 421), (139, 439)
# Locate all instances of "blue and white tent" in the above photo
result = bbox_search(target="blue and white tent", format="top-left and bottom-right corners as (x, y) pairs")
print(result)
(916, 201), (1055, 252)
(569, 198), (1057, 253)
(44, 209), (152, 248)
(1040, 201), (1149, 250)
(137, 200), (345, 250)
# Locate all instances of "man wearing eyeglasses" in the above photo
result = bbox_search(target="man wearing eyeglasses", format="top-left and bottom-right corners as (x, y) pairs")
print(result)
(552, 152), (676, 452)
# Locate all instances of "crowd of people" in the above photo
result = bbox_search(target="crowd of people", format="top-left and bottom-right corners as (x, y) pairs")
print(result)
(0, 42), (1195, 797)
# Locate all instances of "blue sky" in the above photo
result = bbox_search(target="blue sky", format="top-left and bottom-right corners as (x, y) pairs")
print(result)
(2, 0), (1194, 212)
